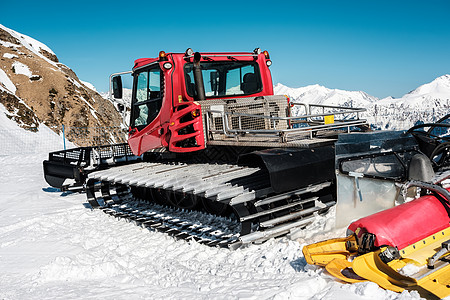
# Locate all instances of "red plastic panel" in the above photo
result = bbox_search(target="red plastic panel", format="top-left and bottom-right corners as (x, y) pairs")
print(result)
(168, 102), (205, 153)
(348, 190), (450, 250)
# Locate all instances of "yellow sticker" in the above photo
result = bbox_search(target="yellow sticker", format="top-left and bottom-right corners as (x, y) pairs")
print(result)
(324, 115), (334, 124)
(178, 95), (182, 103)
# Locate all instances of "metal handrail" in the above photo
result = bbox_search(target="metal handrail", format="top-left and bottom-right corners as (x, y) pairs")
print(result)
(218, 110), (365, 122)
(205, 107), (367, 141)
(307, 103), (366, 112)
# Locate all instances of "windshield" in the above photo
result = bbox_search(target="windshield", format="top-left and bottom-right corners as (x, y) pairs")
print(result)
(184, 61), (262, 98)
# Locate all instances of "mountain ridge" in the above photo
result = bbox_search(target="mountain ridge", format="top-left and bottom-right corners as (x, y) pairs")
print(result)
(275, 75), (450, 130)
(0, 24), (124, 146)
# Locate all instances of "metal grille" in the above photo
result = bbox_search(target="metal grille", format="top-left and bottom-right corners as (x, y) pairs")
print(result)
(199, 95), (367, 148)
(200, 95), (290, 134)
(50, 148), (86, 162)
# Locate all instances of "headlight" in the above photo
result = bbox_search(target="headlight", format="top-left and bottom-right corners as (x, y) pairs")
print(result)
(163, 62), (173, 70)
(266, 60), (272, 67)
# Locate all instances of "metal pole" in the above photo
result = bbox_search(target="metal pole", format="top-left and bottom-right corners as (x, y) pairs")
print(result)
(62, 124), (66, 150)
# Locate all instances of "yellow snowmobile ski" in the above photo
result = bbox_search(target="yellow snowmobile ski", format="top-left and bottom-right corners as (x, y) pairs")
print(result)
(303, 235), (366, 283)
(325, 258), (366, 283)
(302, 235), (357, 267)
(352, 249), (412, 293)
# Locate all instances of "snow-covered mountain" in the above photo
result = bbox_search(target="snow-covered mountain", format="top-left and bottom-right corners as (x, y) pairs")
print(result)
(0, 24), (124, 146)
(274, 83), (378, 108)
(368, 76), (450, 130)
(275, 75), (450, 130)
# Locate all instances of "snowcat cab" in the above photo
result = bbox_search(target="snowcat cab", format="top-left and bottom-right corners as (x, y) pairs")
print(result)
(110, 48), (275, 156)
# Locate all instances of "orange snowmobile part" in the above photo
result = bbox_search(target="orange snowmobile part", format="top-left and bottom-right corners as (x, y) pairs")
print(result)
(303, 187), (450, 299)
(302, 235), (357, 267)
(325, 258), (366, 283)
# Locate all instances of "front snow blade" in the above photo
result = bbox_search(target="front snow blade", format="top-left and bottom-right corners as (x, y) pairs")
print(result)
(43, 143), (141, 190)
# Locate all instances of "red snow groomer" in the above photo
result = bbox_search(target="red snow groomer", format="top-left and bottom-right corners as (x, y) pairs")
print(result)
(44, 48), (372, 247)
(304, 116), (450, 299)
(42, 47), (448, 255)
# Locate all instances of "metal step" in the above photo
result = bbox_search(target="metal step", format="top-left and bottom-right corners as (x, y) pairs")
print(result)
(254, 182), (331, 207)
(239, 215), (317, 244)
(259, 200), (336, 228)
(239, 196), (319, 222)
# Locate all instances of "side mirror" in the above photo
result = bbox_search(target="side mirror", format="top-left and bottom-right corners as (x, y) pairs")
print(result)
(112, 75), (123, 99)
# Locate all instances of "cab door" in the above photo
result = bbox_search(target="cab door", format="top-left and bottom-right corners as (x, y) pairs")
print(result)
(128, 64), (163, 155)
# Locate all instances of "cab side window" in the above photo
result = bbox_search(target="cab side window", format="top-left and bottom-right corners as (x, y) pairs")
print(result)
(132, 65), (162, 128)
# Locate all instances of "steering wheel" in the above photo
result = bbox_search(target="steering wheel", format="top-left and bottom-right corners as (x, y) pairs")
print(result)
(429, 142), (450, 170)
(407, 122), (450, 170)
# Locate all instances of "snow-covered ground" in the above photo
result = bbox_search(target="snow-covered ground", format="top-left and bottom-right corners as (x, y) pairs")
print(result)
(0, 112), (424, 300)
(0, 153), (425, 300)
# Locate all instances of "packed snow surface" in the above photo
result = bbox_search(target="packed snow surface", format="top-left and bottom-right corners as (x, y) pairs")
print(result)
(0, 154), (426, 300)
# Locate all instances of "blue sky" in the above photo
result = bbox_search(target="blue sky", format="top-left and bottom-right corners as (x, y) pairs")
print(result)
(2, 0), (449, 98)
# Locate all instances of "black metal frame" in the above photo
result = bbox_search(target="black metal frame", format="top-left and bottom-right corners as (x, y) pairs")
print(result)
(43, 143), (139, 190)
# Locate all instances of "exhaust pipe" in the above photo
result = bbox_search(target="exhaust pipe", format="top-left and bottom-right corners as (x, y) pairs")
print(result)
(193, 52), (206, 101)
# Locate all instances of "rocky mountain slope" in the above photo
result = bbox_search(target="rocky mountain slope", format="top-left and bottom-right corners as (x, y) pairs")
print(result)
(0, 24), (124, 146)
(275, 75), (450, 130)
